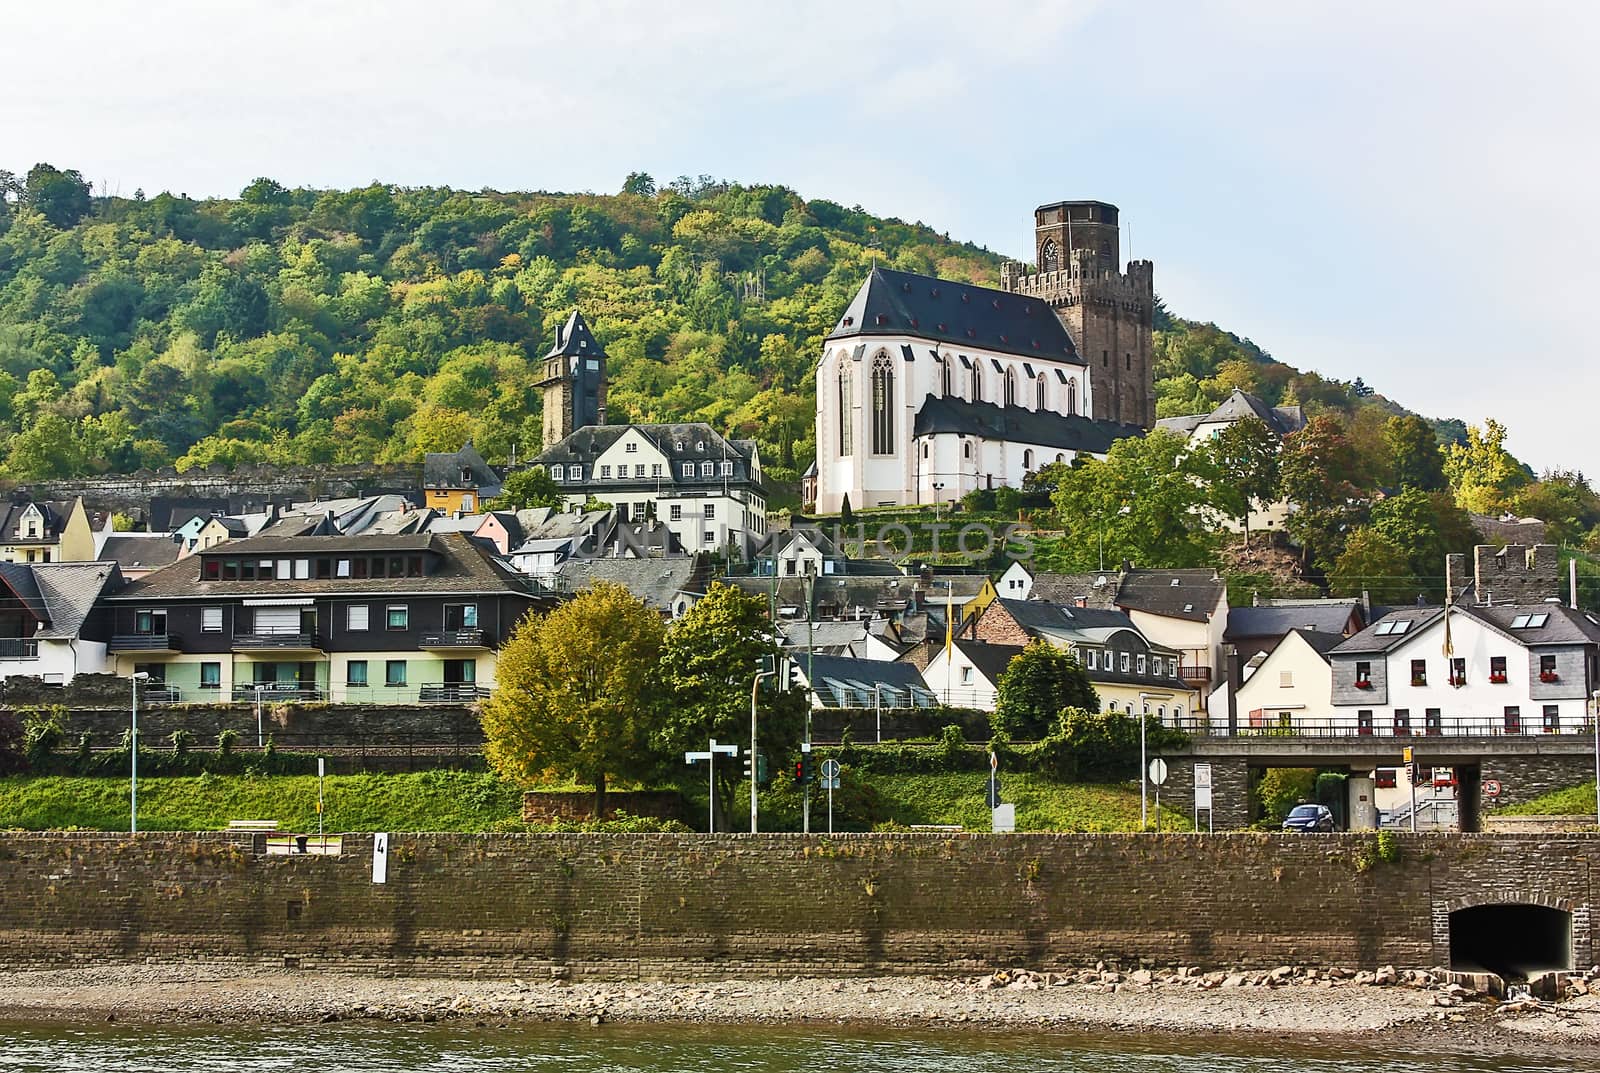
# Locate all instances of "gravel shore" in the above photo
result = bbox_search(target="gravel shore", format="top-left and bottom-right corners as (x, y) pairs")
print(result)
(2, 962), (1598, 1051)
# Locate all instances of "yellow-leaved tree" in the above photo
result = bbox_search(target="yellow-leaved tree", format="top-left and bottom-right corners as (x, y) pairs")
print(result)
(480, 582), (665, 816)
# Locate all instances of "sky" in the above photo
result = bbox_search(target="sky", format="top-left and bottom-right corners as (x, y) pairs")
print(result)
(7, 1), (1598, 475)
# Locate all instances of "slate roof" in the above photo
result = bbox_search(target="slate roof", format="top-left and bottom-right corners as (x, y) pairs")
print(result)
(1469, 604), (1600, 646)
(1329, 607), (1445, 655)
(0, 562), (123, 639)
(544, 310), (607, 359)
(552, 557), (703, 612)
(952, 639), (1025, 685)
(1155, 389), (1304, 438)
(803, 654), (931, 700)
(912, 396), (1143, 455)
(534, 423), (762, 490)
(1224, 603), (1361, 642)
(1115, 569), (1226, 622)
(1296, 629), (1349, 658)
(0, 563), (49, 621)
(97, 534), (182, 573)
(1027, 571), (1120, 608)
(108, 532), (537, 600)
(423, 442), (502, 496)
(825, 266), (1083, 364)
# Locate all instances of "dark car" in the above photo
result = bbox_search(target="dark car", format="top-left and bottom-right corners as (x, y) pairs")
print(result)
(1282, 804), (1336, 832)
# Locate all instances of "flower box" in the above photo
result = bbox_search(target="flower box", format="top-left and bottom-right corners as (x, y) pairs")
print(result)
(1448, 676), (1466, 687)
(1489, 674), (1508, 684)
(1540, 671), (1559, 683)
(1355, 680), (1373, 690)
(1411, 678), (1427, 687)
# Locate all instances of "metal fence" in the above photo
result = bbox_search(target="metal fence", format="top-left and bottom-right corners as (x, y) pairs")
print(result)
(1167, 715), (1598, 738)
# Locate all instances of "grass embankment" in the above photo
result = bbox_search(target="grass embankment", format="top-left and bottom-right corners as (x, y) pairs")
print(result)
(0, 770), (1178, 833)
(1501, 781), (1599, 815)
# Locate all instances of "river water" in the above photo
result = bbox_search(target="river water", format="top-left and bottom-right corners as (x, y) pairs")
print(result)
(0, 1022), (1584, 1073)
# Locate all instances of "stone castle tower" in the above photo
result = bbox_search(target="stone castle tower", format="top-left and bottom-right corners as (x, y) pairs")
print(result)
(1000, 200), (1155, 428)
(533, 310), (607, 449)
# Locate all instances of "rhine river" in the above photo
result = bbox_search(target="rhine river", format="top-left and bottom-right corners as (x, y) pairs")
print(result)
(0, 1022), (1586, 1073)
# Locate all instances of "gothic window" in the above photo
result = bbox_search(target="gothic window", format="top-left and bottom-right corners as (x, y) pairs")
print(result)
(1040, 238), (1059, 273)
(970, 363), (982, 402)
(1003, 366), (1016, 408)
(1022, 449), (1033, 470)
(940, 358), (952, 398)
(870, 353), (895, 455)
(1036, 373), (1047, 411)
(1066, 378), (1078, 416)
(838, 362), (853, 456)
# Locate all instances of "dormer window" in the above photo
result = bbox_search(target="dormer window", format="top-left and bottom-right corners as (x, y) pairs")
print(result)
(460, 467), (472, 484)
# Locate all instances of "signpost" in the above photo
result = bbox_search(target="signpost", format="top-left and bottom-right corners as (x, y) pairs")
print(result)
(1483, 779), (1502, 799)
(1403, 745), (1417, 833)
(1148, 758), (1168, 832)
(820, 758), (841, 834)
(686, 739), (739, 834)
(316, 757), (326, 851)
(1193, 762), (1213, 834)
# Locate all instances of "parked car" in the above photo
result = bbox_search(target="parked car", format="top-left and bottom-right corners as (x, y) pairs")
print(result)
(1282, 804), (1336, 832)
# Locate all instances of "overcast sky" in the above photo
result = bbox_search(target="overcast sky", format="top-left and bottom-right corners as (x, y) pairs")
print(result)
(8, 1), (1597, 475)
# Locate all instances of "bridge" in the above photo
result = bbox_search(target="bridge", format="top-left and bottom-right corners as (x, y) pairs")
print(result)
(1155, 723), (1598, 831)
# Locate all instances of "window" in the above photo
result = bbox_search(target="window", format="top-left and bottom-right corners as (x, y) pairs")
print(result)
(600, 465), (612, 478)
(1544, 704), (1561, 733)
(315, 558), (332, 580)
(462, 494), (474, 512)
(1490, 656), (1507, 683)
(1372, 619), (1412, 636)
(1393, 709), (1411, 736)
(868, 353), (895, 454)
(278, 559), (291, 580)
(1003, 366), (1016, 407)
(1357, 709), (1374, 735)
(550, 465), (564, 481)
(703, 532), (715, 544)
(1540, 654), (1558, 681)
(1504, 705), (1522, 734)
(701, 461), (714, 477)
(703, 504), (715, 519)
(669, 504), (682, 521)
(1425, 708), (1442, 735)
(963, 441), (971, 459)
(1279, 671), (1293, 688)
(221, 560), (239, 580)
(1102, 350), (1109, 367)
(682, 462), (694, 478)
(347, 605), (369, 631)
(568, 466), (582, 482)
(625, 441), (638, 453)
(970, 362), (982, 401)
(202, 607), (222, 633)
(838, 364), (853, 455)
(135, 609), (166, 635)
(633, 502), (648, 521)
(200, 662), (221, 690)
(1410, 659), (1427, 686)
(1035, 373), (1047, 411)
(1120, 651), (1130, 672)
(1022, 449), (1033, 470)
(336, 559), (351, 578)
(1511, 613), (1550, 629)
(940, 358), (952, 398)
(294, 559), (310, 580)
(651, 464), (662, 478)
(720, 461), (733, 477)
(1066, 379), (1078, 416)
(1085, 650), (1097, 670)
(385, 660), (407, 687)
(1375, 767), (1397, 788)
(134, 663), (165, 683)
(347, 660), (368, 687)
(1170, 658), (1179, 677)
(1136, 654), (1147, 674)
(444, 604), (478, 630)
(203, 559), (220, 580)
(1450, 657), (1466, 685)
(386, 605), (408, 631)
(1354, 661), (1372, 686)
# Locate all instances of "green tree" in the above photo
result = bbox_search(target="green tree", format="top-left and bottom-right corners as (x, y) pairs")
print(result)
(1279, 415), (1364, 569)
(480, 582), (665, 815)
(1050, 430), (1218, 571)
(1205, 418), (1281, 546)
(1444, 418), (1529, 515)
(657, 583), (806, 827)
(23, 163), (92, 227)
(1367, 488), (1480, 600)
(620, 172), (657, 197)
(1511, 471), (1600, 547)
(1327, 527), (1418, 606)
(493, 467), (563, 511)
(1383, 414), (1447, 492)
(4, 414), (84, 479)
(993, 640), (1097, 740)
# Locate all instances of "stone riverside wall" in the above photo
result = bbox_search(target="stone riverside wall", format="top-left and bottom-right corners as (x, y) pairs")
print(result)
(22, 463), (422, 513)
(0, 832), (1592, 978)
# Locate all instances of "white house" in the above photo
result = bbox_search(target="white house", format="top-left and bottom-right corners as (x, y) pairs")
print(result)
(814, 266), (1142, 513)
(920, 638), (1024, 711)
(0, 562), (124, 685)
(534, 423), (766, 559)
(1232, 627), (1343, 732)
(1155, 389), (1305, 534)
(1328, 603), (1600, 735)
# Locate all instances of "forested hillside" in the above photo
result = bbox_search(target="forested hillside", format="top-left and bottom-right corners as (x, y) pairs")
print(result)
(0, 163), (1482, 492)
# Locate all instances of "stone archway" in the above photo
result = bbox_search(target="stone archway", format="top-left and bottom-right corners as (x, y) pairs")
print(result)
(1434, 891), (1589, 976)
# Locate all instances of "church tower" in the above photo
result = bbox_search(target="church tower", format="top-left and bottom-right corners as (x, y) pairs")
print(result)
(533, 310), (607, 449)
(1001, 201), (1155, 428)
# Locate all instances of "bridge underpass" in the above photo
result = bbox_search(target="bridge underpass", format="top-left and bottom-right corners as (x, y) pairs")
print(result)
(1157, 735), (1597, 831)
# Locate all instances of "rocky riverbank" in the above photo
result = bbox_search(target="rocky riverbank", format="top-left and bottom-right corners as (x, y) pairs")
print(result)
(1, 963), (1597, 1051)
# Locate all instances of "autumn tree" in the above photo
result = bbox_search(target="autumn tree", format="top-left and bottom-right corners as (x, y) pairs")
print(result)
(1444, 418), (1530, 515)
(993, 640), (1098, 740)
(480, 582), (666, 815)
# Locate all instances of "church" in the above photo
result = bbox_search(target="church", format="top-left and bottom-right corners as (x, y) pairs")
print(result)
(812, 200), (1154, 514)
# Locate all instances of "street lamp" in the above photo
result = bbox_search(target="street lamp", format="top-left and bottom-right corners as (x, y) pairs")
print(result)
(750, 663), (775, 833)
(130, 671), (150, 834)
(932, 482), (946, 523)
(255, 683), (266, 748)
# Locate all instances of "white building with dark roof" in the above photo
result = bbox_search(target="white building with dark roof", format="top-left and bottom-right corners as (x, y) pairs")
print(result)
(534, 422), (766, 559)
(813, 265), (1144, 514)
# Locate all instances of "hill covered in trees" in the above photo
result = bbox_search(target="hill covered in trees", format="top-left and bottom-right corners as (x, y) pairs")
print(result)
(0, 163), (1465, 493)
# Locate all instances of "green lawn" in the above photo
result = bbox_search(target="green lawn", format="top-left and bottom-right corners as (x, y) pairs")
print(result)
(1501, 781), (1600, 816)
(870, 771), (1190, 832)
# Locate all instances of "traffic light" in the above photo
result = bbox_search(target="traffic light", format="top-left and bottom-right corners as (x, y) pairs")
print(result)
(794, 752), (813, 784)
(742, 751), (772, 785)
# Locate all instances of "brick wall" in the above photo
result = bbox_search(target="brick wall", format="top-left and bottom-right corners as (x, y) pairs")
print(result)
(0, 831), (1591, 977)
(973, 603), (1028, 646)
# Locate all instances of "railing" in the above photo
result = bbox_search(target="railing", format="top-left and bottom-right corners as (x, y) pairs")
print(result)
(232, 631), (317, 649)
(108, 633), (178, 651)
(232, 686), (327, 702)
(417, 683), (491, 702)
(1178, 665), (1212, 683)
(140, 686), (182, 703)
(1169, 715), (1593, 738)
(0, 638), (39, 659)
(418, 629), (488, 648)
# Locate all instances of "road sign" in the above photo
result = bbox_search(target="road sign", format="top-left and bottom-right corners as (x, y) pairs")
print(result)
(1402, 746), (1413, 764)
(989, 750), (999, 772)
(1484, 779), (1502, 798)
(1194, 762), (1211, 788)
(1148, 758), (1168, 786)
(820, 758), (841, 780)
(1195, 785), (1213, 809)
(991, 803), (1015, 833)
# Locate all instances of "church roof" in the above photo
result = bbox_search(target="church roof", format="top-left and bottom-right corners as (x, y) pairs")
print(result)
(825, 266), (1082, 364)
(911, 396), (1143, 455)
(543, 310), (606, 360)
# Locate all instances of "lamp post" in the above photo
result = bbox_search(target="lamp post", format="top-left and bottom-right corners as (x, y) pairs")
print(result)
(1592, 689), (1599, 832)
(750, 665), (774, 833)
(130, 671), (149, 834)
(255, 683), (266, 748)
(932, 482), (946, 523)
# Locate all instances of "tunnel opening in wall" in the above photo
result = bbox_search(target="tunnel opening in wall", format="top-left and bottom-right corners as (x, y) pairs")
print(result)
(1448, 903), (1571, 979)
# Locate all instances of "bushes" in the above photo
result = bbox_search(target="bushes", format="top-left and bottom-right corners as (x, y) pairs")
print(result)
(20, 726), (321, 778)
(0, 709), (23, 775)
(1031, 709), (1188, 781)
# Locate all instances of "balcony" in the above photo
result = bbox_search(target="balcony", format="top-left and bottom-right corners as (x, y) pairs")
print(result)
(109, 633), (179, 653)
(0, 638), (39, 660)
(232, 630), (321, 652)
(418, 683), (491, 702)
(419, 628), (489, 651)
(1178, 665), (1212, 684)
(233, 685), (326, 703)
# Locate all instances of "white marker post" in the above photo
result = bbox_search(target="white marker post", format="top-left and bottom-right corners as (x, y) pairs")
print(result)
(317, 757), (326, 851)
(372, 832), (389, 884)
